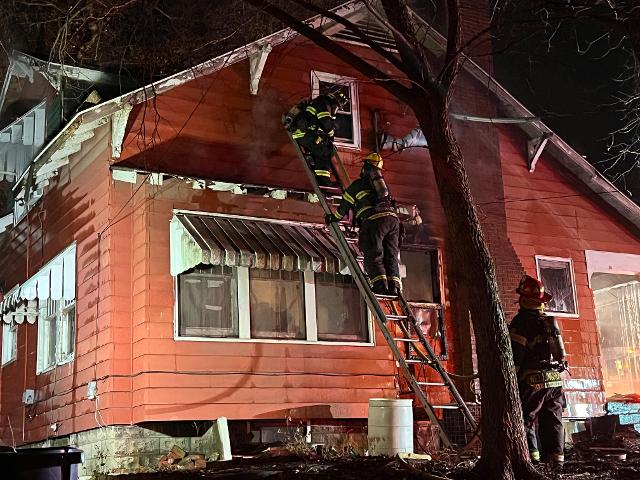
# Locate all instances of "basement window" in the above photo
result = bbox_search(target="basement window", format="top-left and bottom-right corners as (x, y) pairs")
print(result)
(311, 71), (360, 149)
(1, 322), (17, 365)
(178, 265), (239, 338)
(535, 256), (578, 316)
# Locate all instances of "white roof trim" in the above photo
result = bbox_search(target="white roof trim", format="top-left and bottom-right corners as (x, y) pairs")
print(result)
(11, 1), (358, 199)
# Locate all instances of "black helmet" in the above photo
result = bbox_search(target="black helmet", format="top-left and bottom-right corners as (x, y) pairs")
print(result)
(327, 90), (349, 111)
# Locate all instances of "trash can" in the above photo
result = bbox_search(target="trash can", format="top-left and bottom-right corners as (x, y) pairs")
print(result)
(368, 398), (414, 456)
(0, 446), (84, 480)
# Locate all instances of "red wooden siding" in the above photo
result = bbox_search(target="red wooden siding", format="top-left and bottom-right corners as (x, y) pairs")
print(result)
(0, 124), (132, 445)
(498, 126), (640, 413)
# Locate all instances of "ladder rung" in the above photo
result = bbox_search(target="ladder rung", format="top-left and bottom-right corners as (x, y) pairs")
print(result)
(431, 405), (460, 410)
(393, 337), (418, 342)
(417, 382), (447, 386)
(375, 294), (398, 300)
(405, 358), (432, 364)
(386, 315), (408, 321)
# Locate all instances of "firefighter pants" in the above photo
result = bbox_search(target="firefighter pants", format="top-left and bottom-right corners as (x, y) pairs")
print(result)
(358, 214), (400, 293)
(296, 134), (333, 182)
(519, 384), (565, 462)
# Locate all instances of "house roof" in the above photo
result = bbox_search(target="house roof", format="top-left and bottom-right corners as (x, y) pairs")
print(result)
(15, 0), (640, 235)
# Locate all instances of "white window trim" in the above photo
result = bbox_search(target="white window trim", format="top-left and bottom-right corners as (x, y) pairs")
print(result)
(174, 267), (374, 346)
(1, 323), (18, 366)
(535, 255), (579, 318)
(36, 299), (76, 375)
(310, 71), (361, 150)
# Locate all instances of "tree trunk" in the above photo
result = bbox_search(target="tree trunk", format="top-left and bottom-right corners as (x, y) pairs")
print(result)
(413, 100), (542, 479)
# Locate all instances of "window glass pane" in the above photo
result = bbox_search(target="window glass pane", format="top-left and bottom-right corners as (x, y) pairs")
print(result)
(401, 250), (435, 303)
(2, 323), (16, 364)
(37, 300), (57, 373)
(179, 266), (238, 338)
(250, 269), (305, 340)
(58, 302), (76, 361)
(318, 80), (354, 142)
(315, 273), (367, 342)
(537, 258), (577, 314)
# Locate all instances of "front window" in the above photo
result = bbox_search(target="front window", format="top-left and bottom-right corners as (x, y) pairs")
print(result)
(536, 256), (578, 315)
(178, 265), (239, 338)
(2, 322), (17, 365)
(315, 272), (367, 342)
(176, 266), (370, 344)
(311, 71), (360, 149)
(250, 269), (306, 340)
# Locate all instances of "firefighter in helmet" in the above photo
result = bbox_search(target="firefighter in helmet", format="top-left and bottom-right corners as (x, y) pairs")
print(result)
(288, 90), (349, 187)
(326, 153), (401, 296)
(509, 275), (567, 468)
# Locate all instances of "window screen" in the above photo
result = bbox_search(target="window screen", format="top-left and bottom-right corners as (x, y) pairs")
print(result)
(58, 301), (76, 361)
(536, 257), (577, 314)
(178, 265), (239, 338)
(249, 269), (305, 340)
(315, 272), (367, 342)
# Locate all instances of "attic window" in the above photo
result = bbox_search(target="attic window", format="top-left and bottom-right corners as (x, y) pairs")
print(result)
(311, 71), (360, 149)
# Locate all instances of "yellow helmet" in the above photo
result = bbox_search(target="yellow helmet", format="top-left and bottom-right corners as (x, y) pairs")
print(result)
(364, 152), (383, 169)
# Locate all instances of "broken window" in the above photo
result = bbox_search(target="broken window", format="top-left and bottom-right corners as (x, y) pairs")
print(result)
(249, 269), (306, 340)
(401, 250), (435, 303)
(1, 322), (17, 365)
(178, 265), (239, 338)
(536, 256), (578, 315)
(311, 71), (360, 148)
(315, 272), (367, 342)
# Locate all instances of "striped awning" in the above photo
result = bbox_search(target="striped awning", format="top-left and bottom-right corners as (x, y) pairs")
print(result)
(170, 213), (355, 276)
(1, 243), (76, 324)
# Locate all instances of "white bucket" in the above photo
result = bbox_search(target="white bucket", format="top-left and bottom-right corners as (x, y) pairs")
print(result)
(367, 398), (414, 456)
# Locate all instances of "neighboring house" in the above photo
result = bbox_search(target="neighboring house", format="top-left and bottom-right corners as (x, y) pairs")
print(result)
(0, 1), (639, 474)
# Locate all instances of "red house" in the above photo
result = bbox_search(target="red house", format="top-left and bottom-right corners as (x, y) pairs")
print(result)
(1, 2), (639, 474)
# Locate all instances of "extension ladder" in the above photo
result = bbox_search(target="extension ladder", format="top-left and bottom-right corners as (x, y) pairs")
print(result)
(285, 127), (478, 448)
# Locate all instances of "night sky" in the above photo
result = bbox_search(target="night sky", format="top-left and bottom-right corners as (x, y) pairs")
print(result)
(493, 8), (639, 199)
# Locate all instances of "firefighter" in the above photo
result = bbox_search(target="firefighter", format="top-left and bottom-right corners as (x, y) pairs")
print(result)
(509, 275), (568, 469)
(288, 90), (349, 187)
(325, 153), (401, 296)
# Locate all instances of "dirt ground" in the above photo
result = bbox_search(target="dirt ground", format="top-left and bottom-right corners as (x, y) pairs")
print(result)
(107, 446), (640, 480)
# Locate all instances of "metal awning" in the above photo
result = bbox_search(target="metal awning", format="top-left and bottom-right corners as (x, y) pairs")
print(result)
(1, 243), (76, 324)
(170, 213), (355, 276)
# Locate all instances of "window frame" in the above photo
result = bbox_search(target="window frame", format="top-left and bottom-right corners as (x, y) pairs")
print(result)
(1, 322), (18, 366)
(310, 71), (361, 150)
(535, 255), (579, 318)
(177, 266), (240, 339)
(36, 299), (76, 375)
(175, 267), (374, 346)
